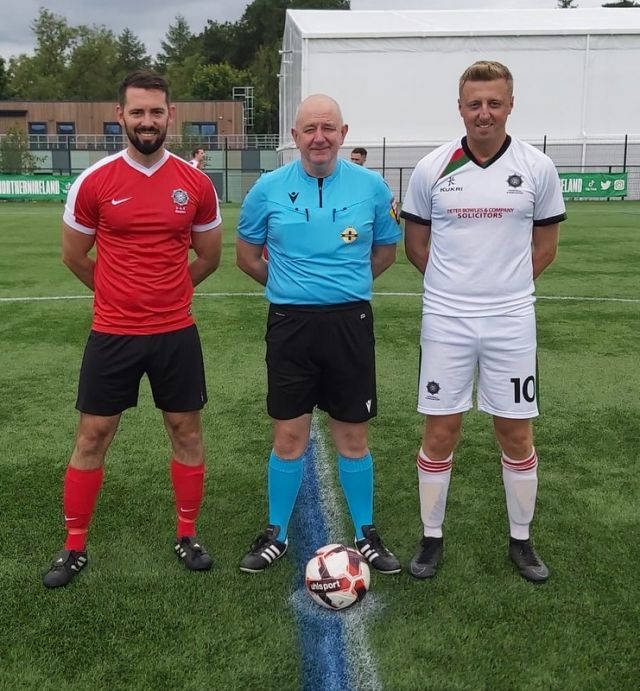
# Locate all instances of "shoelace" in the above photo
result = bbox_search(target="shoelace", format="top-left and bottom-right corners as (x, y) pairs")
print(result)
(252, 533), (272, 551)
(180, 539), (204, 556)
(519, 543), (540, 566)
(366, 532), (385, 552)
(52, 553), (73, 570)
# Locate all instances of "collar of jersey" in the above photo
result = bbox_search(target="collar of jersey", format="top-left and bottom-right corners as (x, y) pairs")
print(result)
(462, 135), (511, 169)
(296, 158), (342, 183)
(122, 149), (170, 177)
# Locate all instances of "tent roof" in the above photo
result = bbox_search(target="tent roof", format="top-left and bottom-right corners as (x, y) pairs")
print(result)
(286, 8), (640, 38)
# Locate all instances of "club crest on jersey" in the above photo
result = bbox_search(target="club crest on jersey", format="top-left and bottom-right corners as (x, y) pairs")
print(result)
(172, 188), (189, 213)
(507, 174), (524, 194)
(341, 227), (358, 243)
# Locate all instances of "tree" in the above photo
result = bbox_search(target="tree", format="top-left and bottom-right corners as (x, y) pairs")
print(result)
(0, 126), (42, 174)
(6, 55), (38, 99)
(234, 0), (289, 68)
(155, 15), (199, 72)
(8, 8), (78, 99)
(241, 1), (350, 129)
(155, 15), (204, 98)
(557, 0), (578, 7)
(31, 8), (78, 80)
(191, 62), (249, 100)
(164, 54), (204, 100)
(6, 10), (154, 100)
(0, 57), (10, 99)
(116, 29), (150, 75)
(64, 26), (119, 100)
(602, 1), (640, 5)
(231, 0), (350, 69)
(248, 43), (281, 133)
(201, 21), (239, 66)
(3, 2), (354, 130)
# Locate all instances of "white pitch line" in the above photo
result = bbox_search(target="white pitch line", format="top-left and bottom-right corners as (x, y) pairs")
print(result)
(195, 292), (264, 297)
(537, 295), (640, 303)
(1, 292), (639, 304)
(0, 292), (265, 302)
(0, 295), (93, 302)
(371, 292), (640, 303)
(311, 415), (383, 691)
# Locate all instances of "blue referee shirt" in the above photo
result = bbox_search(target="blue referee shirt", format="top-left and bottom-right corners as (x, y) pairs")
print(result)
(237, 159), (401, 305)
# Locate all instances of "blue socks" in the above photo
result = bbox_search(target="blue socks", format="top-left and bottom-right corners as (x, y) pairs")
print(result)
(268, 450), (304, 542)
(338, 453), (374, 540)
(267, 450), (374, 542)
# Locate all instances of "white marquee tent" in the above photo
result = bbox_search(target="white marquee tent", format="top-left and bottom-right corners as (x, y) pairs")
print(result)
(279, 7), (640, 167)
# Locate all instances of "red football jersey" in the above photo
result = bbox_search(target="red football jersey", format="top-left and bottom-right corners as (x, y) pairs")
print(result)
(64, 150), (222, 335)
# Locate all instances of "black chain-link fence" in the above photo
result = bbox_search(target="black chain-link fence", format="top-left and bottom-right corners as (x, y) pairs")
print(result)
(370, 138), (640, 202)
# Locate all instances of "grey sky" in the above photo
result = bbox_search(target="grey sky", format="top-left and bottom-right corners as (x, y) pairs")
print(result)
(0, 0), (608, 63)
(0, 0), (248, 61)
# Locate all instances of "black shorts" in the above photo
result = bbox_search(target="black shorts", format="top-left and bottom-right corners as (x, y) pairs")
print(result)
(265, 301), (377, 423)
(76, 325), (207, 416)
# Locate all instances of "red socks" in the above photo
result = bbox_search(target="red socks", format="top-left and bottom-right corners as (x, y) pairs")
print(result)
(60, 460), (204, 549)
(63, 465), (104, 551)
(170, 459), (205, 538)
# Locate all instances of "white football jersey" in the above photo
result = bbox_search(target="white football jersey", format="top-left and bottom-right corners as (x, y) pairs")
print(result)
(402, 136), (566, 316)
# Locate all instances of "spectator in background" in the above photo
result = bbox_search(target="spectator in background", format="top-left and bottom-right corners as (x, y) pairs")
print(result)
(189, 147), (206, 170)
(350, 147), (368, 166)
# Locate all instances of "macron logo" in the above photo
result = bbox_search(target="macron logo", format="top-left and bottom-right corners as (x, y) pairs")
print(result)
(365, 399), (372, 413)
(111, 197), (132, 206)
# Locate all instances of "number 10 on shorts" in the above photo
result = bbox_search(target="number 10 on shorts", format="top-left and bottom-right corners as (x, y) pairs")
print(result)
(510, 376), (536, 404)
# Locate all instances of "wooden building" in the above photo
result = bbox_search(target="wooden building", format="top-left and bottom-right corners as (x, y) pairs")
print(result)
(0, 100), (245, 141)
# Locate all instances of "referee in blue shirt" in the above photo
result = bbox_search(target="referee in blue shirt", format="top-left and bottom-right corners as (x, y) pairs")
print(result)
(236, 94), (402, 575)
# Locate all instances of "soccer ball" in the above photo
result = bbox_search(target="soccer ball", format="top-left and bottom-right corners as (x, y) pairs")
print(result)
(305, 544), (370, 610)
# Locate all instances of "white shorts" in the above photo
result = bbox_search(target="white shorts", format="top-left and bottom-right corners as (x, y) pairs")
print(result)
(417, 311), (538, 419)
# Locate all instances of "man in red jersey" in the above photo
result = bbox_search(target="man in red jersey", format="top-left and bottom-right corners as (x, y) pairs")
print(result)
(43, 70), (223, 588)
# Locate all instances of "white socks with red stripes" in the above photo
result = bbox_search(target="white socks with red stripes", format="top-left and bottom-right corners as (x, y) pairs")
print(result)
(501, 449), (538, 541)
(417, 447), (538, 541)
(417, 448), (453, 538)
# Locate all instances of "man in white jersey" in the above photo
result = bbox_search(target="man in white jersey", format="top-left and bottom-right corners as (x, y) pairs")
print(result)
(189, 147), (206, 170)
(401, 61), (566, 583)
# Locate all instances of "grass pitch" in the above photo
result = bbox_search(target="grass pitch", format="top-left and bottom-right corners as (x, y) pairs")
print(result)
(0, 201), (638, 690)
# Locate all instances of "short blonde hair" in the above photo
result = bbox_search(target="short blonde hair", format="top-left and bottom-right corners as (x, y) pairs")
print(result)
(459, 61), (513, 96)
